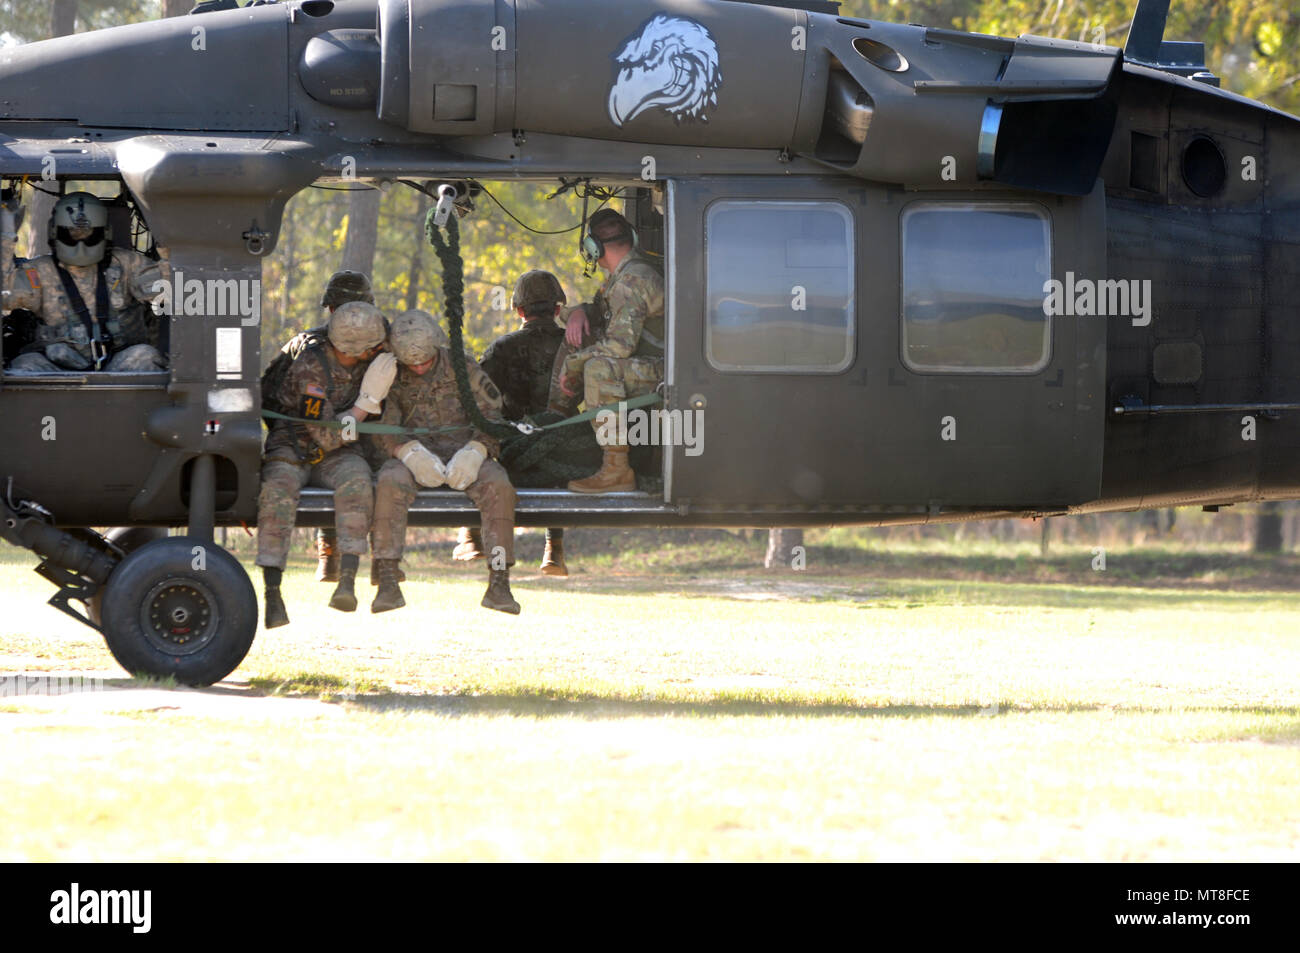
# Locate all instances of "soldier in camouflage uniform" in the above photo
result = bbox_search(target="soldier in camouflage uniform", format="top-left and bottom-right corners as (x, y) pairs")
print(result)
(371, 310), (521, 614)
(559, 209), (665, 493)
(2, 192), (167, 373)
(312, 270), (376, 584)
(257, 301), (397, 628)
(468, 270), (578, 575)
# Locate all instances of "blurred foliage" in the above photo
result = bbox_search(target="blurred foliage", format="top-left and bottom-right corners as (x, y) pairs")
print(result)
(0, 1), (155, 43)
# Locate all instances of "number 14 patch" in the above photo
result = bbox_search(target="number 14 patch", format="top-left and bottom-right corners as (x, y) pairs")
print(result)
(300, 384), (326, 420)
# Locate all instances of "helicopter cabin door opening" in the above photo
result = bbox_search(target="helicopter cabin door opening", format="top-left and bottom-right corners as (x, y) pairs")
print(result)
(665, 176), (1108, 513)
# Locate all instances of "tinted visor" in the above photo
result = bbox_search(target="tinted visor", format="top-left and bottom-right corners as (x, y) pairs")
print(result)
(56, 225), (106, 247)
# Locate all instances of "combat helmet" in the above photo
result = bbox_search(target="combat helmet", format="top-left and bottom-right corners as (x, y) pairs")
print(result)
(512, 270), (566, 311)
(327, 301), (387, 356)
(389, 310), (447, 366)
(320, 270), (375, 309)
(49, 192), (109, 267)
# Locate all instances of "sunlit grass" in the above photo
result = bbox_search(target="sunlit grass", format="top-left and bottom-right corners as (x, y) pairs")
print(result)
(1, 536), (1298, 860)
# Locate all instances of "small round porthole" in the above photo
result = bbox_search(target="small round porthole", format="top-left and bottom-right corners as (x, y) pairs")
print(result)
(300, 1), (335, 17)
(1182, 135), (1227, 198)
(852, 37), (909, 73)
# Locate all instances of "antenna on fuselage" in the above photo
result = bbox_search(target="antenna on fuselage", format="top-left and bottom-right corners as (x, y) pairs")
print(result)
(1124, 0), (1220, 87)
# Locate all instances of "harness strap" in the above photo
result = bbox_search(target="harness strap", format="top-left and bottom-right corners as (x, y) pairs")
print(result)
(53, 258), (113, 368)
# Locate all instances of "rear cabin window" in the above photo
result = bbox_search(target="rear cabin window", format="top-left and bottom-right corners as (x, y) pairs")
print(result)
(705, 201), (854, 373)
(900, 204), (1052, 374)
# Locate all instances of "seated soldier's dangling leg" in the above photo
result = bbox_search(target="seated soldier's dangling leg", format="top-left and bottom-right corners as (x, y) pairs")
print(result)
(453, 525), (484, 561)
(311, 451), (375, 613)
(463, 460), (520, 614)
(316, 528), (339, 583)
(255, 450), (312, 629)
(568, 356), (635, 494)
(371, 459), (418, 613)
(541, 527), (567, 576)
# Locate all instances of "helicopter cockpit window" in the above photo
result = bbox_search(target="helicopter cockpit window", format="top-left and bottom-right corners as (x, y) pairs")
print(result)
(901, 204), (1052, 374)
(705, 201), (854, 374)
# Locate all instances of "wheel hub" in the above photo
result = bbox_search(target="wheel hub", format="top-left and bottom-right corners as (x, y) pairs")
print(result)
(140, 578), (219, 657)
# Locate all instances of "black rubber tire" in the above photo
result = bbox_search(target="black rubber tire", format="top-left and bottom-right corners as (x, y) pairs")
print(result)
(99, 536), (257, 686)
(86, 527), (170, 627)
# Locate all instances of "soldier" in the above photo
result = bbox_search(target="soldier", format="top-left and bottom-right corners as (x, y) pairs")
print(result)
(559, 209), (665, 493)
(371, 310), (520, 614)
(257, 301), (397, 628)
(313, 269), (377, 584)
(1, 192), (166, 373)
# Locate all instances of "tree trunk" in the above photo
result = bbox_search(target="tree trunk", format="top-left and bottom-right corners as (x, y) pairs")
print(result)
(341, 188), (382, 278)
(279, 199), (297, 340)
(764, 528), (804, 570)
(162, 0), (191, 17)
(1254, 502), (1284, 554)
(405, 194), (430, 311)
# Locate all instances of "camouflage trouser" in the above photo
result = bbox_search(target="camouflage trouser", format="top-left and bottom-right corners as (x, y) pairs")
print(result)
(256, 447), (373, 569)
(8, 343), (165, 373)
(374, 457), (515, 565)
(583, 356), (663, 435)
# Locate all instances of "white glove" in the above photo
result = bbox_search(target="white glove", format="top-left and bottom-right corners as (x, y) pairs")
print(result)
(356, 352), (398, 414)
(446, 440), (488, 491)
(397, 440), (447, 488)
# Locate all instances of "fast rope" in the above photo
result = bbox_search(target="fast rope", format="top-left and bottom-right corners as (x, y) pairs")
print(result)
(424, 194), (642, 487)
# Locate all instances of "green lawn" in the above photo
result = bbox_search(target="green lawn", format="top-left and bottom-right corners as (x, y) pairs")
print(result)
(1, 538), (1297, 861)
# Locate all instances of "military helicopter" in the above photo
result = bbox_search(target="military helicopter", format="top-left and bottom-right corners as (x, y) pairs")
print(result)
(1, 0), (1296, 684)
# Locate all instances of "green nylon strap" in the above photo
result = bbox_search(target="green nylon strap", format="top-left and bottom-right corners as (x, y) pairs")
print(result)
(259, 391), (663, 437)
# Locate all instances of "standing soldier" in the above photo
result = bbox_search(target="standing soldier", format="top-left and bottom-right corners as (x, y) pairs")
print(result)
(257, 301), (396, 627)
(371, 310), (520, 614)
(2, 191), (167, 373)
(313, 270), (377, 584)
(559, 209), (664, 493)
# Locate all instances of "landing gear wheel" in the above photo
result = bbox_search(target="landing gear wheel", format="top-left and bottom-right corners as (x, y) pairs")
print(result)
(86, 527), (170, 627)
(99, 536), (257, 686)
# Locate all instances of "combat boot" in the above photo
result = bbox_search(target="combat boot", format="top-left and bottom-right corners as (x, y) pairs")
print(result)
(264, 587), (290, 629)
(329, 555), (359, 612)
(370, 559), (406, 613)
(540, 528), (568, 577)
(315, 531), (339, 583)
(567, 446), (635, 494)
(481, 569), (521, 615)
(453, 526), (484, 561)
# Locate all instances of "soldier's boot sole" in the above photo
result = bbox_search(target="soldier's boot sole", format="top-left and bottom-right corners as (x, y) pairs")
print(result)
(482, 571), (521, 615)
(371, 583), (406, 613)
(329, 576), (358, 613)
(264, 588), (290, 629)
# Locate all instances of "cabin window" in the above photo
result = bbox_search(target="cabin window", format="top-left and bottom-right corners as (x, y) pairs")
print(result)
(900, 203), (1052, 374)
(704, 201), (854, 373)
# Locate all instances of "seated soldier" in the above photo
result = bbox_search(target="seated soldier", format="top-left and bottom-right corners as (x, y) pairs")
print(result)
(371, 310), (520, 614)
(2, 192), (166, 373)
(256, 302), (396, 627)
(462, 270), (577, 576)
(312, 269), (379, 585)
(559, 209), (664, 493)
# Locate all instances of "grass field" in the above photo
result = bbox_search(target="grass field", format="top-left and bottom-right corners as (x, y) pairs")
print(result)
(1, 531), (1298, 861)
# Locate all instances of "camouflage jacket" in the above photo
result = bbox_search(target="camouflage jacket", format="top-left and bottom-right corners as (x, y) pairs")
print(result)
(4, 249), (168, 363)
(373, 347), (506, 460)
(562, 250), (664, 384)
(264, 342), (367, 462)
(480, 315), (566, 421)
